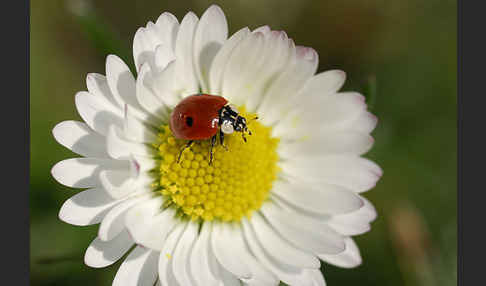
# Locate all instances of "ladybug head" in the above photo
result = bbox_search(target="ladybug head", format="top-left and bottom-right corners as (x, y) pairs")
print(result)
(219, 105), (253, 141)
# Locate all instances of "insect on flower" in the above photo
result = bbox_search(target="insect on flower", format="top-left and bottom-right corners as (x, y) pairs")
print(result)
(169, 93), (255, 163)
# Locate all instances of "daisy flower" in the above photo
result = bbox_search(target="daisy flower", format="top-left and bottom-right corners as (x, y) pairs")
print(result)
(52, 5), (382, 286)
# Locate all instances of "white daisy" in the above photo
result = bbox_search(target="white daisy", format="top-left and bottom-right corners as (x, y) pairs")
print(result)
(52, 5), (382, 286)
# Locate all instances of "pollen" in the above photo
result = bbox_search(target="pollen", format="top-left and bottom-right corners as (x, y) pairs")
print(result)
(153, 109), (279, 222)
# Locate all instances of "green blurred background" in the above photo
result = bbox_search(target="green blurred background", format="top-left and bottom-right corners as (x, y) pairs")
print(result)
(30, 0), (457, 285)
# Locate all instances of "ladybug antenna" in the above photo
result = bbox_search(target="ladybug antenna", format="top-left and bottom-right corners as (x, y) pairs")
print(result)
(248, 116), (259, 124)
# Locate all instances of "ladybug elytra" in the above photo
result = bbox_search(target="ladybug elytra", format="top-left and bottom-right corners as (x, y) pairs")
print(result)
(169, 94), (253, 164)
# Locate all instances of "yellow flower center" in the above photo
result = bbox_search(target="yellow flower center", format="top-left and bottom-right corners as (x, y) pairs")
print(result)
(153, 109), (280, 222)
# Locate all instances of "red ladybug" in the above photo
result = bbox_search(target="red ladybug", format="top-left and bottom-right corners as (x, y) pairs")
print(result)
(169, 94), (252, 163)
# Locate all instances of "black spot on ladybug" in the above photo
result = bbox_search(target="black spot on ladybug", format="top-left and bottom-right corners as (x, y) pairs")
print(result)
(186, 116), (193, 127)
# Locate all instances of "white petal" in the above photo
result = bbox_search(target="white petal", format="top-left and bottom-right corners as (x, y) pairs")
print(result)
(123, 104), (158, 143)
(75, 91), (123, 136)
(278, 131), (374, 158)
(193, 4), (228, 92)
(260, 201), (345, 255)
(51, 158), (128, 188)
(152, 60), (181, 108)
(326, 196), (377, 236)
(220, 270), (241, 286)
(348, 111), (378, 134)
(158, 222), (188, 286)
(241, 218), (315, 286)
(112, 246), (159, 286)
(155, 12), (179, 60)
(231, 226), (279, 286)
(125, 196), (165, 245)
(280, 154), (382, 193)
(99, 169), (142, 199)
(250, 212), (320, 269)
(133, 28), (152, 72)
(245, 30), (294, 113)
(105, 55), (137, 108)
(319, 237), (362, 268)
(133, 16), (177, 73)
(253, 25), (271, 34)
(303, 269), (327, 286)
(106, 126), (152, 160)
(189, 222), (221, 286)
(155, 44), (176, 71)
(297, 70), (346, 101)
(221, 32), (266, 106)
(86, 73), (121, 111)
(136, 63), (170, 121)
(208, 27), (250, 95)
(172, 221), (198, 286)
(206, 223), (245, 286)
(98, 193), (154, 241)
(211, 223), (252, 279)
(59, 188), (120, 226)
(131, 206), (177, 250)
(106, 55), (157, 124)
(258, 46), (318, 126)
(52, 120), (108, 158)
(84, 230), (133, 268)
(271, 180), (364, 215)
(173, 12), (199, 96)
(273, 92), (367, 141)
(314, 92), (368, 131)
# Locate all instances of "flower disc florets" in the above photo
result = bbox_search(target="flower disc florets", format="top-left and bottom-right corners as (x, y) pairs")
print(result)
(154, 109), (279, 222)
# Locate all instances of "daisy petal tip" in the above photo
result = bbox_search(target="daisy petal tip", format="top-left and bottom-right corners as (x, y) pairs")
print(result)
(252, 31), (265, 40)
(105, 54), (118, 64)
(74, 90), (86, 101)
(84, 250), (104, 269)
(297, 46), (318, 61)
(333, 69), (347, 82)
(50, 161), (65, 186)
(371, 162), (384, 178)
(205, 4), (224, 15)
(183, 10), (198, 22)
(133, 27), (144, 41)
(57, 206), (68, 223)
(253, 25), (270, 34)
(373, 114), (379, 122)
(156, 11), (176, 23)
(51, 121), (66, 141)
(58, 201), (80, 226)
(357, 94), (366, 103)
(85, 72), (96, 84)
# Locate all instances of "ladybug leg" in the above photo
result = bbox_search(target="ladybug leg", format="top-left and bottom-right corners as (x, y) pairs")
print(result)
(177, 140), (194, 163)
(209, 135), (217, 165)
(219, 130), (228, 151)
(241, 132), (247, 143)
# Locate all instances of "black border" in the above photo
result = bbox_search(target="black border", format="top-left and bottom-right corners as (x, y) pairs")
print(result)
(6, 0), (30, 285)
(459, 0), (486, 285)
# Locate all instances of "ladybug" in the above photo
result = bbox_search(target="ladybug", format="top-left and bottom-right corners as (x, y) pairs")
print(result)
(169, 94), (253, 164)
